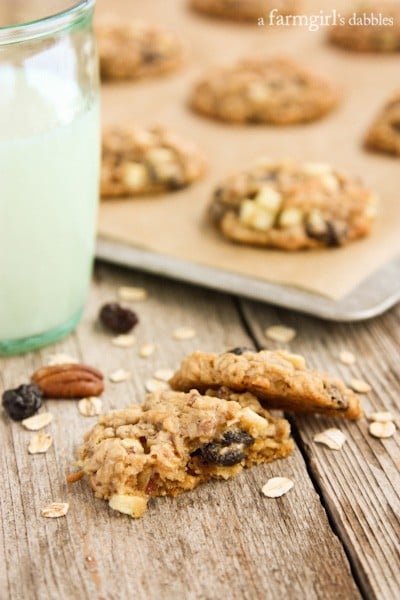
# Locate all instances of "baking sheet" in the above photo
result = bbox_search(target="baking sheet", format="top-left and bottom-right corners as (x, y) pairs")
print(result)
(96, 0), (400, 304)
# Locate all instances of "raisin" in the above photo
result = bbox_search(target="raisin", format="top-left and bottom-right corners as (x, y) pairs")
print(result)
(391, 120), (400, 133)
(226, 347), (253, 355)
(99, 302), (138, 334)
(2, 384), (43, 421)
(195, 429), (255, 467)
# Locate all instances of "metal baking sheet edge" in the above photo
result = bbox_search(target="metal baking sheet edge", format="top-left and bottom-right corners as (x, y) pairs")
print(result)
(96, 238), (400, 322)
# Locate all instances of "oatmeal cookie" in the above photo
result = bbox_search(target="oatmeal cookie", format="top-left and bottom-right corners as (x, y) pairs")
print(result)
(208, 159), (377, 249)
(190, 0), (297, 22)
(364, 92), (400, 156)
(169, 348), (363, 420)
(329, 1), (400, 52)
(189, 57), (340, 124)
(101, 125), (206, 198)
(96, 20), (184, 81)
(73, 389), (293, 517)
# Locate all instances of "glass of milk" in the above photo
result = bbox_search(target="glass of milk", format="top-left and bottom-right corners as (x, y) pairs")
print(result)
(0, 1), (100, 355)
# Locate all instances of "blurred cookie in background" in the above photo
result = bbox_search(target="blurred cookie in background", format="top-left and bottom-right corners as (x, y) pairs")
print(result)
(190, 0), (298, 22)
(101, 125), (206, 198)
(329, 1), (400, 52)
(364, 92), (400, 156)
(96, 19), (184, 81)
(190, 57), (340, 125)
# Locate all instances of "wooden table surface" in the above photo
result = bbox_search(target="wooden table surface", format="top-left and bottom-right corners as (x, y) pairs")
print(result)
(1, 262), (399, 600)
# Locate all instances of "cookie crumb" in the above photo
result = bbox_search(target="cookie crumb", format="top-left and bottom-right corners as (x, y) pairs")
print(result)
(173, 327), (196, 340)
(41, 502), (69, 518)
(314, 428), (346, 450)
(262, 477), (294, 498)
(22, 412), (53, 431)
(111, 334), (136, 348)
(369, 421), (396, 439)
(145, 378), (170, 393)
(109, 494), (147, 518)
(350, 378), (371, 393)
(109, 369), (131, 383)
(368, 411), (393, 422)
(154, 368), (174, 382)
(28, 433), (53, 454)
(339, 350), (356, 365)
(139, 343), (156, 358)
(118, 286), (148, 302)
(265, 325), (296, 343)
(78, 397), (103, 417)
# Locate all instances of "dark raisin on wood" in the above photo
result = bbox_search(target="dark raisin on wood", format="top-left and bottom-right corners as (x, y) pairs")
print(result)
(99, 302), (138, 334)
(2, 384), (43, 421)
(226, 347), (253, 355)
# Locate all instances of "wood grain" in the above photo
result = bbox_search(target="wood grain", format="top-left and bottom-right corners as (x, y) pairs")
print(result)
(241, 299), (400, 600)
(0, 264), (360, 600)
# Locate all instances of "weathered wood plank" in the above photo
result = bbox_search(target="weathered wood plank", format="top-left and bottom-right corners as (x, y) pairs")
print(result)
(0, 264), (360, 600)
(240, 299), (400, 600)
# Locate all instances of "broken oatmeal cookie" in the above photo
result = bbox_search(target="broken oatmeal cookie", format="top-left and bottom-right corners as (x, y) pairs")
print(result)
(169, 348), (363, 419)
(364, 91), (400, 157)
(73, 389), (293, 517)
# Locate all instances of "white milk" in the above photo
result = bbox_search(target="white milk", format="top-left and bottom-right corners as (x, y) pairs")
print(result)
(0, 67), (100, 340)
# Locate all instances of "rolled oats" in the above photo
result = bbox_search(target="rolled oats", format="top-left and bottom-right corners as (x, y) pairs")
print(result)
(111, 334), (136, 348)
(265, 325), (296, 344)
(139, 343), (156, 358)
(314, 428), (347, 450)
(109, 369), (131, 383)
(339, 350), (356, 365)
(109, 494), (147, 518)
(350, 378), (371, 393)
(46, 354), (78, 366)
(369, 421), (396, 439)
(22, 412), (53, 431)
(173, 327), (196, 341)
(118, 286), (148, 302)
(28, 433), (53, 454)
(78, 397), (103, 417)
(368, 411), (394, 423)
(154, 368), (174, 382)
(262, 477), (294, 498)
(145, 378), (170, 393)
(41, 502), (69, 518)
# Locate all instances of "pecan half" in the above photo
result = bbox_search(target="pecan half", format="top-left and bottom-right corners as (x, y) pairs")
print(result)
(31, 364), (104, 398)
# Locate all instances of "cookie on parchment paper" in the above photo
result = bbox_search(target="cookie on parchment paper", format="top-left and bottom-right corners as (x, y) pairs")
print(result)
(208, 159), (377, 250)
(96, 19), (184, 81)
(101, 125), (206, 198)
(190, 57), (340, 125)
(190, 0), (298, 22)
(364, 91), (400, 156)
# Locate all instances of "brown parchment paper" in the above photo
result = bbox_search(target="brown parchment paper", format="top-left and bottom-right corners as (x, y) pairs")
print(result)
(97, 0), (400, 300)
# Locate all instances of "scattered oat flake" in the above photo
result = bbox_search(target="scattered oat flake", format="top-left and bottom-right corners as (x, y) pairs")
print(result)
(154, 368), (174, 382)
(78, 397), (102, 417)
(369, 421), (396, 439)
(265, 325), (296, 344)
(369, 411), (394, 423)
(118, 286), (148, 302)
(262, 477), (294, 498)
(314, 428), (347, 450)
(22, 412), (53, 431)
(28, 433), (53, 454)
(47, 353), (78, 366)
(145, 378), (170, 393)
(111, 334), (136, 348)
(41, 502), (69, 518)
(339, 350), (356, 366)
(139, 343), (155, 358)
(173, 327), (196, 340)
(109, 369), (131, 383)
(350, 378), (371, 393)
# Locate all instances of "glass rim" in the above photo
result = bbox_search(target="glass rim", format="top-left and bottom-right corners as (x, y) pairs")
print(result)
(0, 0), (95, 45)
